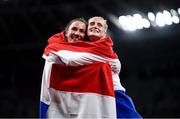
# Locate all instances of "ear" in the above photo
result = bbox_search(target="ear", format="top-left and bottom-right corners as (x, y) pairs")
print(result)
(64, 31), (68, 37)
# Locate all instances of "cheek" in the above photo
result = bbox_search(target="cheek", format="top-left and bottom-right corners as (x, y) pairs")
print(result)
(81, 33), (85, 37)
(68, 31), (74, 36)
(101, 30), (106, 35)
(66, 33), (70, 38)
(66, 30), (70, 36)
(99, 31), (106, 37)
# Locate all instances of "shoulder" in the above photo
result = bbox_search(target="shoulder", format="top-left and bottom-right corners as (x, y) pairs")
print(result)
(48, 32), (67, 44)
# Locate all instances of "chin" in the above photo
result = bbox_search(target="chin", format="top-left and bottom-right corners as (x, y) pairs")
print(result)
(89, 35), (100, 42)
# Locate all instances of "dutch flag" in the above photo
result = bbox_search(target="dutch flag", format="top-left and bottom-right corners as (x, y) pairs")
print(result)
(40, 33), (142, 118)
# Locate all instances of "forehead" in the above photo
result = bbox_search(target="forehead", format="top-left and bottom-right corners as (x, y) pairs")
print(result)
(69, 21), (86, 28)
(89, 17), (105, 24)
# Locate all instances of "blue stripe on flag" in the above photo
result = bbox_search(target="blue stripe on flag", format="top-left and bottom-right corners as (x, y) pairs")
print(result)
(39, 101), (49, 118)
(115, 90), (142, 118)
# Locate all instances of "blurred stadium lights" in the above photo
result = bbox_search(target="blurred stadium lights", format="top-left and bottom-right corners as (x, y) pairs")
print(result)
(163, 10), (173, 25)
(142, 19), (150, 28)
(118, 14), (150, 31)
(118, 8), (180, 31)
(178, 8), (180, 15)
(156, 12), (166, 27)
(170, 9), (178, 16)
(148, 12), (155, 21)
(172, 15), (180, 24)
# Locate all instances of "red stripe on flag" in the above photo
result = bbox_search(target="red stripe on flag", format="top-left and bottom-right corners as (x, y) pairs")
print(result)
(50, 62), (114, 97)
(44, 36), (118, 59)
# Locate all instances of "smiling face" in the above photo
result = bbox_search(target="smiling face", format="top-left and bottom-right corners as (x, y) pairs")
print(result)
(87, 17), (107, 41)
(65, 20), (86, 42)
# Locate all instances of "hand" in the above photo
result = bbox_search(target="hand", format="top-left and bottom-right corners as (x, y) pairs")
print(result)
(47, 53), (66, 65)
(110, 62), (120, 74)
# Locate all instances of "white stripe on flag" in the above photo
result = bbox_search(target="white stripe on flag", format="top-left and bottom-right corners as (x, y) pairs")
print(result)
(45, 50), (125, 91)
(46, 88), (117, 118)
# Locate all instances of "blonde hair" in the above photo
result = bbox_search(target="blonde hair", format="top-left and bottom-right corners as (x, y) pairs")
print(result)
(88, 16), (108, 32)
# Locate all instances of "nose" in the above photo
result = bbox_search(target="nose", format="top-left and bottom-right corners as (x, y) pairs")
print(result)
(74, 30), (80, 35)
(74, 31), (80, 38)
(93, 23), (98, 27)
(91, 24), (99, 29)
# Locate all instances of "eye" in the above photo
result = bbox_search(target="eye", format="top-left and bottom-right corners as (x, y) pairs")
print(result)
(72, 27), (77, 31)
(97, 23), (103, 27)
(90, 22), (95, 26)
(79, 29), (86, 34)
(80, 29), (85, 33)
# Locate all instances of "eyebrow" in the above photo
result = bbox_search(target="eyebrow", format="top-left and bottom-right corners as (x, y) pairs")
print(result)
(72, 27), (77, 29)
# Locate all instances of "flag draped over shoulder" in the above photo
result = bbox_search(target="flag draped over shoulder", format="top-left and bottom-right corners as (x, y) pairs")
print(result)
(40, 32), (142, 118)
(40, 33), (119, 118)
(43, 35), (118, 59)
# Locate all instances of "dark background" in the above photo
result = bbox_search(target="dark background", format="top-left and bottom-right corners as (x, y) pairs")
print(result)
(0, 0), (180, 117)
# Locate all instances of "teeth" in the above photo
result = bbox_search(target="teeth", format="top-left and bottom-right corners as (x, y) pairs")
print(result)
(90, 28), (99, 33)
(72, 37), (80, 41)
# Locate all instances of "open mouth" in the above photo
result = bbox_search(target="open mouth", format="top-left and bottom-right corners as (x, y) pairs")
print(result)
(71, 35), (81, 41)
(89, 28), (100, 33)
